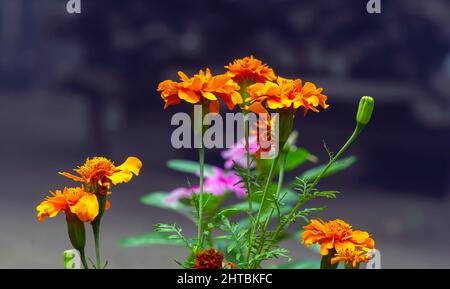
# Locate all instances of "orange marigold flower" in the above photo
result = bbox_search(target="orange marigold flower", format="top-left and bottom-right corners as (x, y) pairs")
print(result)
(331, 247), (372, 268)
(59, 156), (142, 194)
(157, 68), (242, 112)
(193, 248), (225, 269)
(302, 219), (375, 255)
(225, 55), (276, 83)
(36, 186), (99, 222)
(247, 77), (329, 115)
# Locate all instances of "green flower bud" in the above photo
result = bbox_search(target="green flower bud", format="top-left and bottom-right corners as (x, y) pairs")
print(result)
(356, 96), (374, 127)
(279, 108), (295, 147)
(66, 213), (86, 250)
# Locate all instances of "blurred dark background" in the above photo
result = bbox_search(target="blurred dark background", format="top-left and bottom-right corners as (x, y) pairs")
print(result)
(0, 0), (449, 268)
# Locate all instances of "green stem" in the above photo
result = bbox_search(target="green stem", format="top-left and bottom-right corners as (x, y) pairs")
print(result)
(246, 153), (279, 265)
(244, 112), (252, 218)
(91, 193), (106, 269)
(197, 141), (205, 251)
(250, 149), (287, 268)
(79, 248), (89, 269)
(260, 124), (364, 266)
(92, 221), (101, 269)
(243, 111), (254, 258)
(320, 249), (338, 269)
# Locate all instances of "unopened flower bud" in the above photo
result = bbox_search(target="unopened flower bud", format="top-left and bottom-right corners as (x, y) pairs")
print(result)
(66, 213), (86, 250)
(356, 96), (374, 127)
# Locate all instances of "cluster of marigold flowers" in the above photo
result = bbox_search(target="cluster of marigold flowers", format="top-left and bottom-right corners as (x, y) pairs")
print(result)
(302, 219), (375, 268)
(157, 55), (329, 116)
(37, 156), (142, 224)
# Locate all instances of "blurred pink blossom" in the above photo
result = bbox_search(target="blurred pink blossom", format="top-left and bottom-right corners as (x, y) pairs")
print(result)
(165, 166), (246, 204)
(221, 136), (259, 169)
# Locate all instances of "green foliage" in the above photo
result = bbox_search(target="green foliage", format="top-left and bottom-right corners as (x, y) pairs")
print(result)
(269, 260), (319, 269)
(124, 139), (359, 269)
(154, 223), (194, 252)
(300, 156), (357, 180)
(216, 216), (246, 263)
(256, 147), (311, 174)
(167, 159), (213, 175)
(140, 192), (194, 220)
(120, 232), (184, 248)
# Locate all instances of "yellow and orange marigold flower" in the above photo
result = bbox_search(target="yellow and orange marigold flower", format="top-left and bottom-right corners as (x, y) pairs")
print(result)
(36, 186), (99, 222)
(302, 219), (375, 255)
(225, 55), (276, 83)
(157, 68), (242, 112)
(60, 156), (142, 195)
(193, 248), (236, 269)
(331, 247), (372, 268)
(247, 77), (329, 115)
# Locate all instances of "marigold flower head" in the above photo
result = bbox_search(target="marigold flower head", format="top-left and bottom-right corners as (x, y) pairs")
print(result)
(225, 56), (276, 83)
(59, 156), (142, 195)
(247, 77), (329, 115)
(36, 186), (99, 222)
(302, 219), (375, 255)
(193, 248), (225, 269)
(331, 247), (372, 268)
(157, 68), (242, 112)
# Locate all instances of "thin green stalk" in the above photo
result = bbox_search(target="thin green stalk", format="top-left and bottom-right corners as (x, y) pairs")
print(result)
(268, 125), (363, 252)
(246, 154), (279, 264)
(91, 193), (106, 269)
(78, 248), (89, 269)
(244, 112), (252, 218)
(92, 221), (101, 269)
(252, 149), (287, 267)
(243, 111), (254, 258)
(197, 142), (205, 251)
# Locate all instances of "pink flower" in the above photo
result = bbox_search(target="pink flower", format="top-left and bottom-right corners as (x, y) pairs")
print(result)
(164, 186), (197, 204)
(164, 167), (246, 204)
(204, 167), (246, 198)
(221, 136), (259, 169)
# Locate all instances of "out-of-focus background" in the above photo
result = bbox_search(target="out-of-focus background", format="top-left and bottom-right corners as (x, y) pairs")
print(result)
(0, 0), (449, 268)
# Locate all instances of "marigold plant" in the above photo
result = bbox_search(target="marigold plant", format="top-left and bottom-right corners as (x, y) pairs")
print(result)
(37, 156), (142, 269)
(121, 55), (375, 270)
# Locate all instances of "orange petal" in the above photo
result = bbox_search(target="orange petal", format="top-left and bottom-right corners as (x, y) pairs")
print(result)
(59, 172), (84, 183)
(70, 193), (99, 222)
(247, 102), (268, 115)
(109, 157), (142, 185)
(178, 88), (200, 104)
(209, 100), (220, 114)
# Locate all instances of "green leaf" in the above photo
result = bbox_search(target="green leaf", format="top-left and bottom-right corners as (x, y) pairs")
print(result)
(300, 156), (357, 180)
(140, 192), (193, 220)
(269, 260), (319, 269)
(256, 147), (311, 175)
(285, 147), (310, 171)
(202, 193), (227, 216)
(167, 159), (213, 175)
(120, 232), (183, 248)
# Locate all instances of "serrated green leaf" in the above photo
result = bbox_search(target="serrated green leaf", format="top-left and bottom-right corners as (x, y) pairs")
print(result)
(120, 232), (183, 248)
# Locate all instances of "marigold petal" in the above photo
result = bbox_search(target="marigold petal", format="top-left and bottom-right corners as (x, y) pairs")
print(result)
(209, 100), (220, 114)
(247, 102), (268, 115)
(59, 172), (84, 182)
(109, 157), (142, 185)
(69, 193), (99, 222)
(36, 194), (67, 221)
(178, 88), (200, 103)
